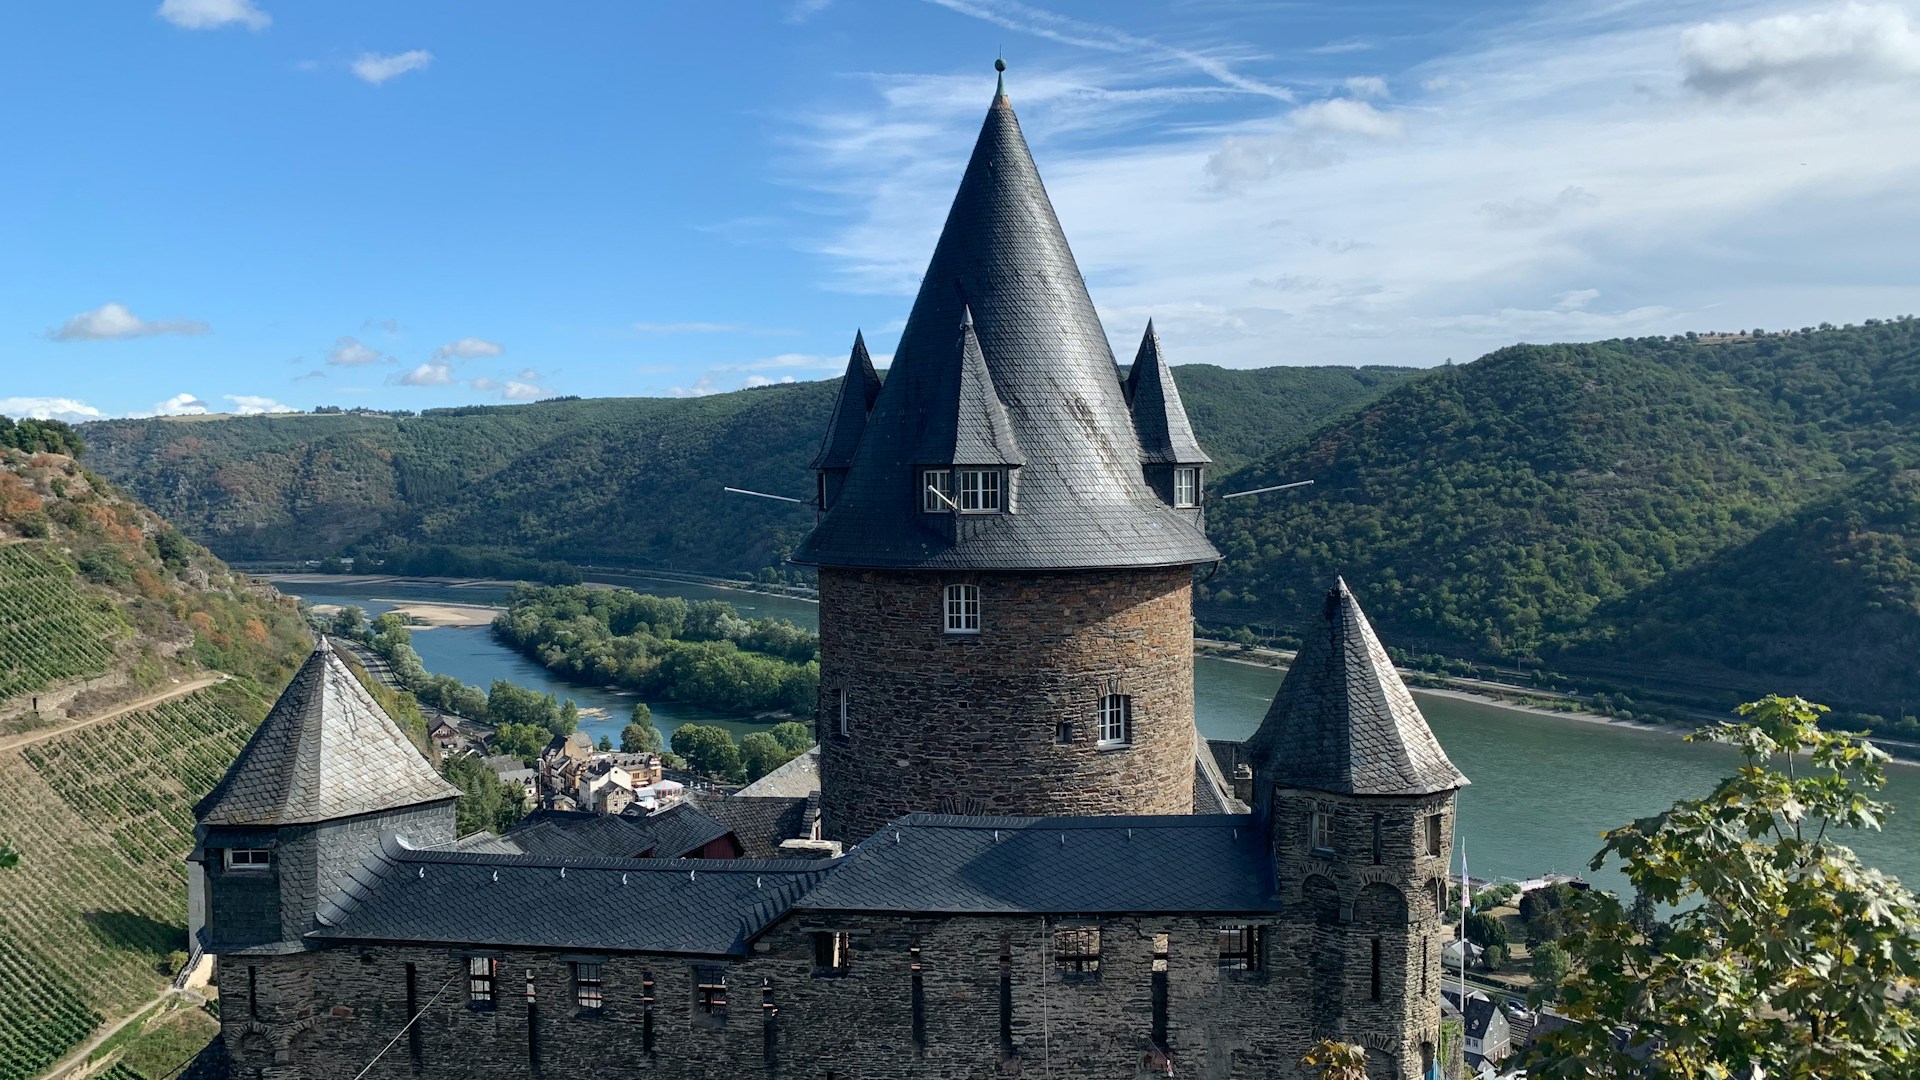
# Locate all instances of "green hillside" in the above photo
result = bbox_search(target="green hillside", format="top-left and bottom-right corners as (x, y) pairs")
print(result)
(74, 365), (1414, 575)
(1203, 319), (1920, 720)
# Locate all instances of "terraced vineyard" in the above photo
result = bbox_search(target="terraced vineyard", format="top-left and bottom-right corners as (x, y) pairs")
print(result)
(0, 681), (265, 1080)
(0, 543), (129, 704)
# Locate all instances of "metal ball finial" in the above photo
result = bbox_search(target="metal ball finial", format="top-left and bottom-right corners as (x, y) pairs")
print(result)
(994, 57), (1006, 72)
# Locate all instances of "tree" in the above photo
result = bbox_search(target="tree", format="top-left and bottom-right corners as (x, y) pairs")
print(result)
(740, 731), (801, 782)
(769, 720), (813, 754)
(443, 755), (527, 836)
(491, 722), (549, 762)
(328, 605), (365, 640)
(596, 734), (612, 752)
(1527, 695), (1920, 1079)
(622, 718), (662, 755)
(1465, 911), (1509, 948)
(1482, 943), (1509, 971)
(0, 842), (18, 869)
(1300, 1039), (1369, 1079)
(1530, 941), (1570, 1000)
(671, 723), (742, 781)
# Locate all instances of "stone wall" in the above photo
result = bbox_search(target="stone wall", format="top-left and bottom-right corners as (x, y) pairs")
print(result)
(220, 908), (1441, 1080)
(817, 566), (1197, 842)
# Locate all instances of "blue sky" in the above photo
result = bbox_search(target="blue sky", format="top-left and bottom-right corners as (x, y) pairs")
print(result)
(5, 0), (1918, 420)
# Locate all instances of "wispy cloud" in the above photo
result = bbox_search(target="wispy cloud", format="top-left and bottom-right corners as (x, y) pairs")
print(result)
(157, 0), (269, 31)
(787, 0), (833, 23)
(326, 336), (389, 366)
(631, 321), (799, 335)
(352, 50), (433, 86)
(432, 337), (504, 360)
(49, 302), (210, 342)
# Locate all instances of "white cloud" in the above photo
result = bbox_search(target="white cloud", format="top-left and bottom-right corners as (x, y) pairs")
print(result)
(393, 363), (453, 387)
(224, 394), (296, 415)
(470, 377), (501, 391)
(351, 50), (433, 86)
(326, 337), (388, 366)
(1344, 75), (1389, 99)
(150, 393), (210, 416)
(1683, 2), (1920, 96)
(1554, 288), (1602, 311)
(787, 0), (833, 22)
(631, 321), (799, 335)
(666, 376), (721, 398)
(432, 337), (503, 360)
(157, 0), (269, 31)
(515, 368), (541, 381)
(0, 397), (106, 424)
(1479, 186), (1602, 229)
(743, 375), (800, 388)
(1291, 98), (1406, 139)
(502, 381), (549, 400)
(49, 302), (210, 342)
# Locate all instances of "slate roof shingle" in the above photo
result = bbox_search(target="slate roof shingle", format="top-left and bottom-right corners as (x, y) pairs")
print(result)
(796, 813), (1281, 915)
(312, 835), (825, 956)
(1244, 579), (1469, 797)
(688, 793), (815, 860)
(505, 804), (735, 860)
(735, 746), (819, 798)
(793, 79), (1219, 571)
(1124, 321), (1210, 466)
(194, 638), (459, 826)
(810, 331), (884, 472)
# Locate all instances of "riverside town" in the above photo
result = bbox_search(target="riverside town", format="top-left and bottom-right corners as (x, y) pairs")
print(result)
(3, 5), (1918, 1079)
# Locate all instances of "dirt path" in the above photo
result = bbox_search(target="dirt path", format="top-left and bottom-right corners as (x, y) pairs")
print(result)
(0, 674), (229, 754)
(39, 989), (189, 1080)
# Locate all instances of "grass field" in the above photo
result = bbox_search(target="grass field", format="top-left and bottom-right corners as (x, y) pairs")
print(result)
(0, 680), (265, 1080)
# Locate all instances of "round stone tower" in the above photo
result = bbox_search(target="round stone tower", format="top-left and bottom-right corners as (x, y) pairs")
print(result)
(793, 68), (1220, 843)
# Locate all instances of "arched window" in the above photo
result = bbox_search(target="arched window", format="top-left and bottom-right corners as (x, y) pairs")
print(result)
(943, 584), (980, 634)
(1097, 694), (1131, 747)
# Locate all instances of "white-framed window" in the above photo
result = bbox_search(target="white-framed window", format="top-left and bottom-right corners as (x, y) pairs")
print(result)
(1174, 467), (1200, 508)
(1311, 810), (1334, 853)
(837, 688), (850, 738)
(957, 469), (1002, 512)
(574, 963), (604, 1011)
(922, 469), (955, 512)
(225, 848), (271, 871)
(944, 584), (980, 634)
(1097, 694), (1131, 747)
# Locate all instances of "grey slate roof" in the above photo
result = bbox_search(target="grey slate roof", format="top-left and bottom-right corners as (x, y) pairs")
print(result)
(1124, 321), (1210, 465)
(194, 638), (459, 826)
(688, 793), (816, 860)
(735, 745), (819, 798)
(1192, 731), (1248, 815)
(796, 814), (1280, 915)
(505, 805), (734, 860)
(313, 834), (825, 956)
(809, 331), (884, 471)
(793, 75), (1219, 571)
(1244, 579), (1468, 797)
(931, 306), (1024, 467)
(642, 801), (738, 859)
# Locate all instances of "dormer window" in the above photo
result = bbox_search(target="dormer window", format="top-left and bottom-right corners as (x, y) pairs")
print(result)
(225, 848), (271, 871)
(922, 469), (955, 512)
(1173, 467), (1200, 508)
(958, 469), (1002, 512)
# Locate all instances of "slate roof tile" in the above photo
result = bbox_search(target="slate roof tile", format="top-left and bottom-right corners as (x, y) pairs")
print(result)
(735, 746), (819, 798)
(810, 331), (884, 472)
(1124, 321), (1210, 466)
(688, 793), (814, 860)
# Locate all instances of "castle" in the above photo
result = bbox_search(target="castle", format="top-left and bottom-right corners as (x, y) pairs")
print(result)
(192, 65), (1467, 1080)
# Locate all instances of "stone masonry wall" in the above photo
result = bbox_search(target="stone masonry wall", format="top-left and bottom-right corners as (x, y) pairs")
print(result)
(817, 566), (1197, 842)
(221, 909), (1431, 1080)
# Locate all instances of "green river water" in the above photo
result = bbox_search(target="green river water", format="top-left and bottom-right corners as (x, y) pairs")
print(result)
(277, 574), (1918, 898)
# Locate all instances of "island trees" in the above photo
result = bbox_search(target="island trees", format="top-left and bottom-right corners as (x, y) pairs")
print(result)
(1527, 695), (1920, 1079)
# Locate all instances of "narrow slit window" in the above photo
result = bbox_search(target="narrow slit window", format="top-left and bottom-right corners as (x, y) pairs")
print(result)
(468, 957), (496, 1006)
(813, 932), (852, 976)
(1372, 814), (1384, 864)
(1312, 810), (1334, 853)
(957, 469), (1002, 512)
(574, 963), (603, 1011)
(1097, 694), (1131, 747)
(1426, 813), (1444, 857)
(1174, 467), (1200, 508)
(944, 584), (980, 634)
(922, 469), (954, 512)
(696, 966), (728, 1016)
(836, 688), (850, 739)
(1217, 926), (1264, 972)
(1055, 721), (1075, 745)
(1370, 938), (1383, 1001)
(1053, 926), (1102, 974)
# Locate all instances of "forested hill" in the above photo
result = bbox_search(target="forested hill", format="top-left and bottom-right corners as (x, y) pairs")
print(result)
(1203, 318), (1920, 718)
(75, 364), (1415, 573)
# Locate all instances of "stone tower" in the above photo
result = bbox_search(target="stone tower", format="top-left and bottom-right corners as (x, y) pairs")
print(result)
(191, 638), (458, 1066)
(1245, 580), (1468, 1080)
(793, 69), (1220, 843)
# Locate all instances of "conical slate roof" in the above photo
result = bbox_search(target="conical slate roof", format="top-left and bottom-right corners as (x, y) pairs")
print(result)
(195, 638), (459, 826)
(921, 305), (1023, 467)
(793, 71), (1219, 570)
(809, 331), (884, 472)
(1245, 579), (1467, 797)
(1124, 321), (1210, 466)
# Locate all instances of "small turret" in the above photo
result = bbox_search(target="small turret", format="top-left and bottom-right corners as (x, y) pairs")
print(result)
(1124, 321), (1211, 521)
(811, 331), (883, 511)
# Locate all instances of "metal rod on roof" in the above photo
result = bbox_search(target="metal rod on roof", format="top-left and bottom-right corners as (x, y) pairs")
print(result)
(723, 486), (806, 504)
(1218, 479), (1314, 500)
(925, 483), (959, 511)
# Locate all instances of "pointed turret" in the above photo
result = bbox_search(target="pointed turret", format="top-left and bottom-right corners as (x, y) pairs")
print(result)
(922, 305), (1023, 469)
(1246, 579), (1467, 798)
(811, 331), (884, 509)
(794, 63), (1217, 569)
(195, 637), (459, 826)
(1124, 321), (1209, 466)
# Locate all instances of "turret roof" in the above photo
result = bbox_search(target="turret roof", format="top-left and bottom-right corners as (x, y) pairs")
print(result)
(1245, 579), (1468, 797)
(793, 68), (1218, 570)
(809, 330), (883, 472)
(194, 638), (459, 826)
(1124, 321), (1210, 465)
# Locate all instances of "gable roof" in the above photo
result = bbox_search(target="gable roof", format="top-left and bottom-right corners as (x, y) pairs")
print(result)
(793, 70), (1218, 571)
(796, 813), (1280, 915)
(810, 330), (884, 472)
(194, 639), (459, 826)
(1124, 321), (1210, 465)
(687, 793), (816, 860)
(312, 835), (825, 956)
(504, 804), (735, 860)
(931, 305), (1024, 467)
(1244, 579), (1468, 797)
(735, 745), (819, 798)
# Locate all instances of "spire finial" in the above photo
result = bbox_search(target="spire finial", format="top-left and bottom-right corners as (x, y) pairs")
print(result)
(995, 56), (1006, 99)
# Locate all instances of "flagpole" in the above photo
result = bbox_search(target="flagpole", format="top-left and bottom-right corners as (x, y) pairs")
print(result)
(1459, 835), (1469, 1016)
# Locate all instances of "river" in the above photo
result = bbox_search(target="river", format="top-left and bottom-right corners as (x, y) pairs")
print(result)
(274, 574), (1919, 897)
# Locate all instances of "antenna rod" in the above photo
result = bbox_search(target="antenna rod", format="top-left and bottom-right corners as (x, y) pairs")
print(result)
(723, 486), (806, 504)
(925, 484), (959, 511)
(1218, 479), (1314, 500)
